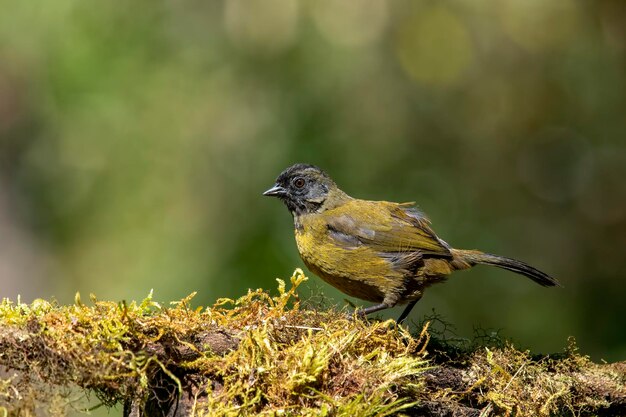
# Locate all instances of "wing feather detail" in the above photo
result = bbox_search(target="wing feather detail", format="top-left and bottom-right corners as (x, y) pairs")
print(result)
(325, 200), (451, 273)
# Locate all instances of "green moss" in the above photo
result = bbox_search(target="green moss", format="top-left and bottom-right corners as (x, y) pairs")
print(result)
(0, 269), (624, 416)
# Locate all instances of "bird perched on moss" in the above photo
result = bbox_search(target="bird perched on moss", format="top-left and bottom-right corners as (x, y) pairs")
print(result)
(264, 163), (559, 323)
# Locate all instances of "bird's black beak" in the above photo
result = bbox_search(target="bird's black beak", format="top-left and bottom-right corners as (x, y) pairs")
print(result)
(263, 184), (287, 197)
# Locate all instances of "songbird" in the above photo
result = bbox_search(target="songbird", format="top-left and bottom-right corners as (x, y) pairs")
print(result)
(264, 163), (559, 323)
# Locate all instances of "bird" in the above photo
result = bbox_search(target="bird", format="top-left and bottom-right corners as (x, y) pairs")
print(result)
(263, 163), (559, 323)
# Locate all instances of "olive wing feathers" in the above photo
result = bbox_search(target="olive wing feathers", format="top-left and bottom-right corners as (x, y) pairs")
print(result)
(324, 200), (452, 273)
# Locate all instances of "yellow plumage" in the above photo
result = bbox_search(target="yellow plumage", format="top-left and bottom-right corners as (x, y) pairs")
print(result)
(294, 199), (452, 304)
(264, 164), (558, 321)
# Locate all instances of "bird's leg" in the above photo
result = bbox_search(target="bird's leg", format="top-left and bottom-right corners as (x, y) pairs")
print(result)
(396, 295), (422, 324)
(357, 303), (391, 318)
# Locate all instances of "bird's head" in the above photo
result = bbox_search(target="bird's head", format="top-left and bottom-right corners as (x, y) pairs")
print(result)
(263, 164), (347, 215)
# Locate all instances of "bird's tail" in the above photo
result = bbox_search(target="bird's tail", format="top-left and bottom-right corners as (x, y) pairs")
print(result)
(451, 249), (560, 287)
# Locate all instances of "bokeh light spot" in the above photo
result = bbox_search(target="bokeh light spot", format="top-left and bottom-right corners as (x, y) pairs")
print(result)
(310, 0), (388, 48)
(395, 6), (473, 87)
(224, 0), (299, 54)
(499, 0), (581, 52)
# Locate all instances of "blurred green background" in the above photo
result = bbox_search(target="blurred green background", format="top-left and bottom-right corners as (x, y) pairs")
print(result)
(1, 0), (625, 371)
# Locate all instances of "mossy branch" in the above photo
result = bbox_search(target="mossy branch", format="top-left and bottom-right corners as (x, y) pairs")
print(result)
(0, 269), (624, 416)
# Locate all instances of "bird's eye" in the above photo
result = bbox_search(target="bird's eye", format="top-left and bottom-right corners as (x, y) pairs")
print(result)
(293, 177), (305, 188)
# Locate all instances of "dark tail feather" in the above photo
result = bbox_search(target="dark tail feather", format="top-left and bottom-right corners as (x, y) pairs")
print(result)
(453, 249), (561, 287)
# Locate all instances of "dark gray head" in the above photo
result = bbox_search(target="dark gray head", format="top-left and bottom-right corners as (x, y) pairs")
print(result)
(263, 164), (340, 215)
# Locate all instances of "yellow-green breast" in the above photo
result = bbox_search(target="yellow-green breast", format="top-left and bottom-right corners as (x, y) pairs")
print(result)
(294, 211), (406, 303)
